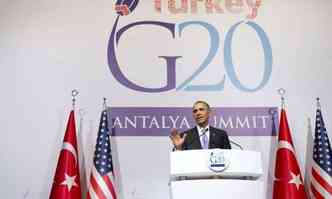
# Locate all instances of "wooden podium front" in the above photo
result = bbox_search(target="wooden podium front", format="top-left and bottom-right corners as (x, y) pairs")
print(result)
(169, 149), (264, 199)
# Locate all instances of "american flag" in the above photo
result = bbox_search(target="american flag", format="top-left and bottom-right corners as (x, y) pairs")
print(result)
(310, 108), (332, 198)
(87, 110), (117, 199)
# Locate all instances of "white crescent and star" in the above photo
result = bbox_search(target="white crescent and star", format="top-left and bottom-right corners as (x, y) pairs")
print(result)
(58, 142), (79, 192)
(61, 173), (78, 191)
(289, 171), (303, 190)
(275, 140), (304, 190)
(61, 142), (78, 167)
(278, 140), (295, 154)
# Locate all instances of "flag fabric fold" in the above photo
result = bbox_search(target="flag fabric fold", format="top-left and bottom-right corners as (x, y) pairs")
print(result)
(273, 109), (308, 199)
(87, 109), (117, 199)
(50, 110), (82, 199)
(310, 108), (332, 198)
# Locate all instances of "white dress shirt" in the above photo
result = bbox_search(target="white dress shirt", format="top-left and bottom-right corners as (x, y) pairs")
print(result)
(197, 125), (210, 148)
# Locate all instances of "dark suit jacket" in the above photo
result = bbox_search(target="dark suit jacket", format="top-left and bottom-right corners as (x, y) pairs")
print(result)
(181, 126), (231, 150)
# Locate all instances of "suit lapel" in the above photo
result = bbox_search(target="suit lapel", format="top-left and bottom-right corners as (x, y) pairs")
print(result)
(192, 127), (202, 149)
(209, 127), (216, 148)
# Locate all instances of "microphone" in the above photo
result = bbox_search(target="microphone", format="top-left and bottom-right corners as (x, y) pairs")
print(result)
(229, 138), (244, 150)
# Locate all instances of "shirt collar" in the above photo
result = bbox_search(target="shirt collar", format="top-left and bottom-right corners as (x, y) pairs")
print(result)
(197, 125), (210, 136)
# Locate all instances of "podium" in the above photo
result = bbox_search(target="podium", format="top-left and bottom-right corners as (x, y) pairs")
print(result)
(169, 149), (264, 199)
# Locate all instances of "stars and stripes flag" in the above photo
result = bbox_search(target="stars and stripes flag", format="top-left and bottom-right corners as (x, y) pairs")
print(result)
(49, 110), (82, 199)
(273, 108), (308, 199)
(310, 107), (332, 198)
(87, 109), (117, 199)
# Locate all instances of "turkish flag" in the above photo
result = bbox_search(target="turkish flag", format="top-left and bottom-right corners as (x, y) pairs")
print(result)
(49, 110), (82, 199)
(273, 109), (308, 199)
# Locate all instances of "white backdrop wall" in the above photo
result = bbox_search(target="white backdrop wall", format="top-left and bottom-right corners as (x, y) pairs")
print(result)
(1, 0), (332, 198)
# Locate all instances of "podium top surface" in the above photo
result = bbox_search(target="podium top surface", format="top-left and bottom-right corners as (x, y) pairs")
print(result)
(170, 149), (263, 180)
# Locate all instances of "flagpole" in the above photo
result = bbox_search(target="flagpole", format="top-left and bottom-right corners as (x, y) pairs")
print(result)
(103, 97), (107, 111)
(72, 89), (79, 111)
(103, 97), (111, 137)
(316, 97), (321, 109)
(277, 88), (286, 109)
(277, 88), (286, 142)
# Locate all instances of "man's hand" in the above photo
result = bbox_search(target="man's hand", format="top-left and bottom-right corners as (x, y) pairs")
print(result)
(169, 128), (186, 150)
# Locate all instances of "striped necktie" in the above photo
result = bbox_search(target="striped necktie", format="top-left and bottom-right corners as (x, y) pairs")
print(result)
(201, 128), (209, 149)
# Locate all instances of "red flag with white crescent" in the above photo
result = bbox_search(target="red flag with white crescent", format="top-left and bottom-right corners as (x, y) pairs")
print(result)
(49, 110), (82, 199)
(273, 109), (308, 199)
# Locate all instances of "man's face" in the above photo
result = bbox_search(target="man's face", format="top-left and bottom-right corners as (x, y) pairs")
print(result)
(192, 102), (210, 127)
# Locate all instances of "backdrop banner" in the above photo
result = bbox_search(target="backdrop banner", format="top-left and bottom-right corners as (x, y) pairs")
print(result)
(109, 107), (278, 136)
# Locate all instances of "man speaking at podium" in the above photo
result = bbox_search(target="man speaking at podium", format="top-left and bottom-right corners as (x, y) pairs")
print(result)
(170, 101), (231, 150)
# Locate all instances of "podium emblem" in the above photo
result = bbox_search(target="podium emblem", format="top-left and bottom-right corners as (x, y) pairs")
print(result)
(208, 150), (230, 172)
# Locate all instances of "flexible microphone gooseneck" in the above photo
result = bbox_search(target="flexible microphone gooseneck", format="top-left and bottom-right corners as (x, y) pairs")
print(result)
(229, 139), (244, 150)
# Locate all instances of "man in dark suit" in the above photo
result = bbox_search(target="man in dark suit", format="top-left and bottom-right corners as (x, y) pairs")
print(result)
(170, 101), (231, 150)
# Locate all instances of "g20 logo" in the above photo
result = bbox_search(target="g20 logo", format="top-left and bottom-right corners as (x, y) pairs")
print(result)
(108, 1), (272, 93)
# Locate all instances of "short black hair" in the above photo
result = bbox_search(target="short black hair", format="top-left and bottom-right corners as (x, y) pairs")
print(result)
(193, 100), (211, 111)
